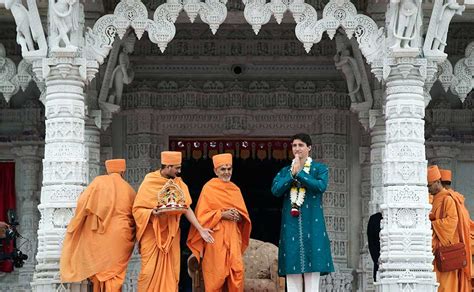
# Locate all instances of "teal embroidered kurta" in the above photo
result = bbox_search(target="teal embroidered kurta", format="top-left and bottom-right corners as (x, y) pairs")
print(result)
(271, 161), (334, 276)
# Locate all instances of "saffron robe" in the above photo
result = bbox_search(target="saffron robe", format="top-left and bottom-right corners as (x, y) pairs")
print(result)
(431, 188), (471, 292)
(60, 173), (136, 290)
(187, 178), (252, 292)
(133, 171), (192, 292)
(271, 162), (334, 276)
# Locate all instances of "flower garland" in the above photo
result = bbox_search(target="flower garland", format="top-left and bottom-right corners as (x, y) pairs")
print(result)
(290, 157), (312, 217)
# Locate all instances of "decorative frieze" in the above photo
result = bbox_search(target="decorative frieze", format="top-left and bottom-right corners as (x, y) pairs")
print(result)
(122, 81), (349, 110)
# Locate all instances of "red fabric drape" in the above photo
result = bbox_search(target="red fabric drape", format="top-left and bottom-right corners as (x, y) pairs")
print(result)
(0, 162), (16, 272)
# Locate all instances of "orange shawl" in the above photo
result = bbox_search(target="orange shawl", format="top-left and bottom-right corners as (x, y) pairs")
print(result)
(132, 171), (192, 291)
(60, 173), (136, 282)
(432, 188), (472, 291)
(187, 178), (251, 261)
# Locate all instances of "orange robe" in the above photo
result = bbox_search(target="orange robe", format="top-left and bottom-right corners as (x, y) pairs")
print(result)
(60, 173), (136, 291)
(450, 189), (473, 291)
(133, 171), (192, 292)
(187, 178), (252, 292)
(471, 220), (474, 279)
(431, 188), (472, 292)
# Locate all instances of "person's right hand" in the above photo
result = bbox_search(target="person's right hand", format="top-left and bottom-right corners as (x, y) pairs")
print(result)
(199, 228), (214, 243)
(0, 221), (9, 229)
(291, 154), (301, 176)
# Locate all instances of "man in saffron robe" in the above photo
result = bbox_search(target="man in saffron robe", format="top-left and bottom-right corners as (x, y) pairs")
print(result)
(439, 168), (473, 289)
(60, 159), (136, 291)
(428, 165), (471, 292)
(133, 151), (214, 292)
(271, 133), (334, 292)
(187, 153), (252, 292)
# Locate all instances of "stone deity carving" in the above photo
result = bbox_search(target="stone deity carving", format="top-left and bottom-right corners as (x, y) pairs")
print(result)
(334, 49), (362, 103)
(432, 0), (465, 53)
(107, 37), (135, 106)
(390, 0), (422, 49)
(48, 0), (79, 49)
(3, 0), (35, 53)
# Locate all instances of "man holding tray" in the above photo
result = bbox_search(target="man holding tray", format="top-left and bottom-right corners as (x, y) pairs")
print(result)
(133, 151), (214, 292)
(187, 153), (252, 292)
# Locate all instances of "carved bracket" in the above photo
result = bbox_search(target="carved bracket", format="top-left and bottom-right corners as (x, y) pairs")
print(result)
(0, 43), (19, 102)
(426, 41), (474, 103)
(451, 41), (474, 102)
(0, 43), (46, 104)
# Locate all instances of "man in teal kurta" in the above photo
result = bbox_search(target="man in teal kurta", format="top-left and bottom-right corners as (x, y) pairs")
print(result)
(271, 133), (334, 292)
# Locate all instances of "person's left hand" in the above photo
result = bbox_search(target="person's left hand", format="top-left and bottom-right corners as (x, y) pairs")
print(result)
(429, 212), (435, 221)
(199, 228), (214, 243)
(229, 209), (241, 222)
(0, 221), (9, 229)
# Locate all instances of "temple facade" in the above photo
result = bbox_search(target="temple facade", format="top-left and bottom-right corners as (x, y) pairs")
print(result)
(0, 0), (473, 291)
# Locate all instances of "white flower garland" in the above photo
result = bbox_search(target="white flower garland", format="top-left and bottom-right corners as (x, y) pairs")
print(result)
(290, 157), (312, 207)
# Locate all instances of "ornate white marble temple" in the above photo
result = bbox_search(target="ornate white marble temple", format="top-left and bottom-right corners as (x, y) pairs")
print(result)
(0, 0), (473, 291)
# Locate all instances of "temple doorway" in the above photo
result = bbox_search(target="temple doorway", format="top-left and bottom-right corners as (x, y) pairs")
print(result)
(170, 137), (292, 290)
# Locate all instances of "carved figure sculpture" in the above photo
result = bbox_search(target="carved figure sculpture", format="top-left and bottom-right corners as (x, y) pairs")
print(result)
(431, 0), (465, 52)
(390, 0), (421, 49)
(4, 0), (35, 53)
(334, 49), (363, 103)
(49, 0), (79, 48)
(107, 37), (135, 106)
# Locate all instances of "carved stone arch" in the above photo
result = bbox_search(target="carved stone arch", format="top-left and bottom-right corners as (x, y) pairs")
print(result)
(0, 44), (19, 102)
(241, 0), (385, 81)
(87, 0), (228, 65)
(86, 0), (149, 67)
(294, 0), (384, 69)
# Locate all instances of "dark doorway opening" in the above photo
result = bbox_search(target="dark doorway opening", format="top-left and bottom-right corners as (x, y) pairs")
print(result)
(170, 138), (291, 291)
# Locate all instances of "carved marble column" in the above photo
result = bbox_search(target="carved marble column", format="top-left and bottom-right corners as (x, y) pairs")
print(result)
(357, 143), (374, 292)
(11, 143), (43, 289)
(124, 109), (162, 190)
(376, 58), (438, 291)
(100, 126), (113, 175)
(312, 110), (353, 290)
(85, 111), (101, 182)
(30, 53), (89, 292)
(369, 109), (385, 216)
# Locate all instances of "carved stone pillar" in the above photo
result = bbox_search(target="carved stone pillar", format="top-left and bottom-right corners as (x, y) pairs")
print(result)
(369, 109), (385, 216)
(357, 87), (386, 291)
(124, 109), (162, 190)
(357, 144), (374, 292)
(100, 126), (113, 175)
(312, 110), (353, 290)
(85, 112), (101, 182)
(11, 143), (43, 288)
(31, 53), (89, 292)
(376, 58), (438, 291)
